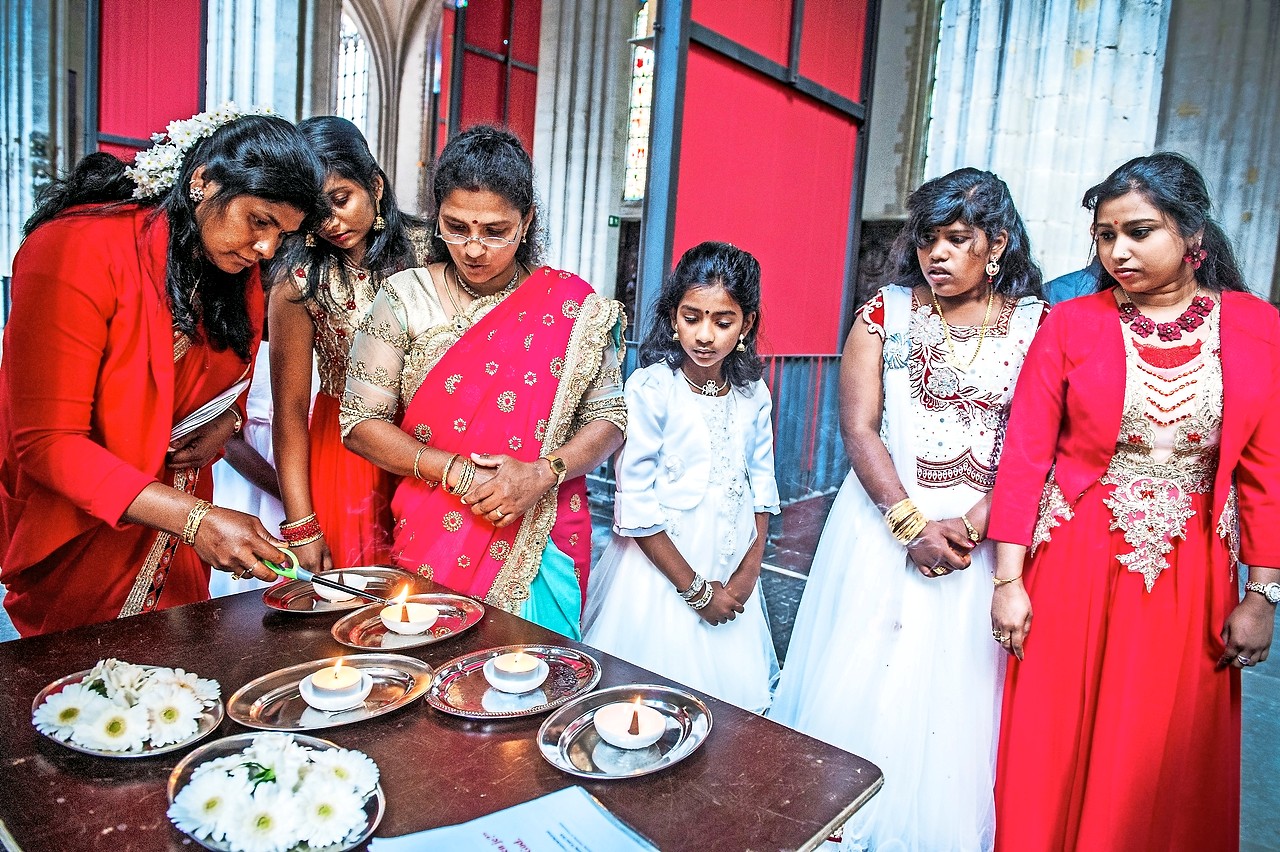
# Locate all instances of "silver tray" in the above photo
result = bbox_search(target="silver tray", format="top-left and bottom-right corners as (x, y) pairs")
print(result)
(330, 593), (485, 650)
(537, 684), (712, 779)
(227, 653), (433, 731)
(31, 668), (224, 758)
(425, 644), (602, 720)
(261, 567), (421, 614)
(167, 731), (384, 851)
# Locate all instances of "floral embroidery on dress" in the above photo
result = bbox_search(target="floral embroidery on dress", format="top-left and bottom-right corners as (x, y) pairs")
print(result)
(443, 511), (463, 532)
(497, 391), (517, 413)
(524, 371), (538, 386)
(509, 436), (523, 451)
(569, 493), (582, 512)
(698, 393), (747, 566)
(859, 289), (887, 338)
(489, 541), (511, 561)
(1217, 484), (1240, 577)
(445, 374), (463, 394)
(414, 423), (432, 444)
(1031, 475), (1074, 556)
(884, 333), (909, 370)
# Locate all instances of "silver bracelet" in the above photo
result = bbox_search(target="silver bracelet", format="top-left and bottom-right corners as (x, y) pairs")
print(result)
(678, 573), (707, 601)
(688, 581), (715, 611)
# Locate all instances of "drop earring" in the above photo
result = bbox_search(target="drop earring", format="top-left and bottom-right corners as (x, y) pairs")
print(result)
(373, 213), (386, 232)
(672, 329), (680, 341)
(736, 334), (746, 352)
(985, 256), (1000, 285)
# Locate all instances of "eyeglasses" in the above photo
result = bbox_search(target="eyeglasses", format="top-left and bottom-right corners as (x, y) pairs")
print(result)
(435, 228), (521, 249)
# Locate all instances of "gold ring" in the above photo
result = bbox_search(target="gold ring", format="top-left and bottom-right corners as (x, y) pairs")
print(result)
(933, 566), (947, 576)
(992, 628), (1006, 641)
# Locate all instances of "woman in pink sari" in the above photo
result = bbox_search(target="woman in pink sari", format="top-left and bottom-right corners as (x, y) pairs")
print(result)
(341, 126), (626, 636)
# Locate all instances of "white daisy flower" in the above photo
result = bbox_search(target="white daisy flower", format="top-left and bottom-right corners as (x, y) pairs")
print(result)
(306, 747), (380, 797)
(168, 769), (251, 842)
(32, 682), (112, 741)
(191, 754), (249, 782)
(139, 683), (203, 746)
(71, 701), (150, 752)
(88, 659), (151, 706)
(149, 667), (220, 705)
(294, 775), (367, 848)
(243, 733), (311, 791)
(224, 784), (300, 852)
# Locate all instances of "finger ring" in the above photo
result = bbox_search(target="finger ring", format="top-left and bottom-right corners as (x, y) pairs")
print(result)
(1237, 654), (1252, 665)
(992, 629), (1008, 642)
(933, 566), (947, 576)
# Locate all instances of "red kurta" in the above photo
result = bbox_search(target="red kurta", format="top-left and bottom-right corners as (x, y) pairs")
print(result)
(988, 290), (1280, 852)
(0, 206), (262, 636)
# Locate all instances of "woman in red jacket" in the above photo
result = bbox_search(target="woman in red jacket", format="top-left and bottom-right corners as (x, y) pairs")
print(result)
(0, 111), (326, 636)
(988, 152), (1280, 851)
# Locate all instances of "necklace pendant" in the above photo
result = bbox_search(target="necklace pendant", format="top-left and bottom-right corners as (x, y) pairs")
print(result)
(701, 380), (719, 396)
(452, 314), (471, 334)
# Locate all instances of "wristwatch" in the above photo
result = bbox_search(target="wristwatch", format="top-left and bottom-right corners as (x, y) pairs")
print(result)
(541, 453), (567, 487)
(1245, 581), (1280, 605)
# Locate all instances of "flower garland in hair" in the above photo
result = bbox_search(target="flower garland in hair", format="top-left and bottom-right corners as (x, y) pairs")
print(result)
(125, 101), (276, 199)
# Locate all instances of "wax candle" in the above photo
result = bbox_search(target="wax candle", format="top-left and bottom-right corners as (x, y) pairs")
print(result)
(306, 660), (360, 695)
(300, 658), (371, 711)
(378, 601), (439, 635)
(594, 700), (665, 750)
(482, 651), (549, 694)
(313, 571), (369, 603)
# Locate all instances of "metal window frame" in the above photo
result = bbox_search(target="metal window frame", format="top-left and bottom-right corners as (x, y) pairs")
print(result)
(446, 0), (537, 141)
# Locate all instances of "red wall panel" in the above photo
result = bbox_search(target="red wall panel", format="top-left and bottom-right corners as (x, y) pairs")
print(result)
(507, 68), (538, 154)
(673, 46), (858, 356)
(799, 0), (868, 101)
(98, 0), (203, 154)
(460, 53), (506, 129)
(465, 0), (510, 54)
(512, 0), (541, 66)
(690, 0), (792, 66)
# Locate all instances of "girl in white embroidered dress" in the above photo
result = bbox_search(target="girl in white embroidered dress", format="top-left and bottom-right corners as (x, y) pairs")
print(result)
(770, 169), (1046, 852)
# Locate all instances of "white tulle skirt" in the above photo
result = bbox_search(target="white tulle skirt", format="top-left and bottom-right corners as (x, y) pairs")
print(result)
(769, 470), (1004, 852)
(582, 492), (778, 713)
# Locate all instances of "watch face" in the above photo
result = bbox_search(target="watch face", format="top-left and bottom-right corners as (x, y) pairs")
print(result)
(1267, 584), (1280, 605)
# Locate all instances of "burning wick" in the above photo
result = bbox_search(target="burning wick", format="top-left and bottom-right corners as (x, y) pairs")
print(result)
(400, 604), (410, 622)
(628, 708), (641, 736)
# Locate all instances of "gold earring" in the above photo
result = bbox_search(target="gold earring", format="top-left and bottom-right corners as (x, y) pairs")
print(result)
(986, 256), (1000, 282)
(736, 335), (746, 352)
(672, 330), (679, 341)
(373, 214), (386, 232)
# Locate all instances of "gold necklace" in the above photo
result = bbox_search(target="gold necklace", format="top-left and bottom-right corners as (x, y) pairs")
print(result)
(931, 287), (995, 370)
(442, 266), (473, 335)
(452, 263), (521, 300)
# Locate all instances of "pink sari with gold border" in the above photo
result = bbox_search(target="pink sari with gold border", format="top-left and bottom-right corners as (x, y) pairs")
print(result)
(391, 269), (621, 614)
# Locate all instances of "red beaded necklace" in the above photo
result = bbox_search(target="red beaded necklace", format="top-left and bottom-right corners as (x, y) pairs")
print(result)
(1117, 291), (1214, 342)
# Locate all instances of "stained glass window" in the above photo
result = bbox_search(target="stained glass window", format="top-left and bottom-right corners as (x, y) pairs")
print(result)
(336, 14), (370, 137)
(622, 3), (654, 203)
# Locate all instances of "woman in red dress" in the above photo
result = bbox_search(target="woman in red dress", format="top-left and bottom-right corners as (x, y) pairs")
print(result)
(0, 112), (327, 636)
(269, 117), (430, 572)
(988, 152), (1280, 851)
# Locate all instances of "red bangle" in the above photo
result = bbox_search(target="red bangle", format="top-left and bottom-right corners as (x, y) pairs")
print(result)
(280, 513), (322, 544)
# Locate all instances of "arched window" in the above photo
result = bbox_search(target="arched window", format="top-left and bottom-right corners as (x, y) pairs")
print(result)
(336, 13), (370, 136)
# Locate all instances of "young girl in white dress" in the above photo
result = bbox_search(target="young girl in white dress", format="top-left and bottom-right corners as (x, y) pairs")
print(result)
(769, 169), (1047, 851)
(582, 241), (780, 712)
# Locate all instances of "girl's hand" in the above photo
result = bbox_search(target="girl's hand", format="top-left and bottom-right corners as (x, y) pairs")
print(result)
(991, 580), (1032, 661)
(1218, 596), (1274, 670)
(168, 409), (239, 469)
(462, 453), (553, 528)
(696, 581), (745, 626)
(291, 536), (335, 574)
(906, 518), (975, 577)
(193, 508), (291, 583)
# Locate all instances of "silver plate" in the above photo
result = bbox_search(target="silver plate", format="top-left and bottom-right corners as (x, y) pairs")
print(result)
(425, 644), (602, 720)
(30, 668), (224, 759)
(167, 731), (385, 852)
(330, 593), (485, 650)
(261, 567), (422, 614)
(226, 653), (433, 731)
(537, 684), (712, 779)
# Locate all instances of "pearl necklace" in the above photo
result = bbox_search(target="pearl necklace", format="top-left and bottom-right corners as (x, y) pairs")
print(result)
(931, 287), (995, 371)
(680, 367), (727, 396)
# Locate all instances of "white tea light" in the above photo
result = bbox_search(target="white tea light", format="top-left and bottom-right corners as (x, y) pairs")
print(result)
(482, 651), (549, 694)
(300, 660), (372, 712)
(594, 700), (665, 750)
(313, 572), (369, 603)
(378, 601), (439, 635)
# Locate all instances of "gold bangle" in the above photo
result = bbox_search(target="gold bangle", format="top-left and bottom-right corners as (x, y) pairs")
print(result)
(413, 446), (430, 481)
(440, 452), (460, 489)
(993, 573), (1023, 587)
(454, 459), (477, 496)
(279, 512), (318, 532)
(961, 515), (981, 543)
(181, 500), (214, 546)
(892, 513), (928, 544)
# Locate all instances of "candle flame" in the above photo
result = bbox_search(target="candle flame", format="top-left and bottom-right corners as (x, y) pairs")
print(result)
(331, 658), (345, 681)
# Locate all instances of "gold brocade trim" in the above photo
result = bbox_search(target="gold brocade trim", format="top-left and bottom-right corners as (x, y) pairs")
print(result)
(119, 467), (197, 618)
(173, 332), (193, 363)
(1030, 474), (1073, 557)
(486, 294), (623, 613)
(1217, 484), (1241, 579)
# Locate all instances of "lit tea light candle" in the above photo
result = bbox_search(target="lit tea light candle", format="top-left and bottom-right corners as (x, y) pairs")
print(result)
(299, 658), (372, 712)
(594, 699), (665, 750)
(312, 571), (369, 603)
(375, 588), (437, 635)
(482, 651), (549, 694)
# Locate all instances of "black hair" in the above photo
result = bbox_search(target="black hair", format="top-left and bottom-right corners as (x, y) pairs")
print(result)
(887, 167), (1043, 299)
(427, 125), (543, 267)
(639, 241), (764, 389)
(25, 114), (327, 360)
(286, 116), (427, 309)
(1082, 151), (1248, 293)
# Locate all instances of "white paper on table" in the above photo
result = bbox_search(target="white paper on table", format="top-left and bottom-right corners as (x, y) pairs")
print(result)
(366, 785), (659, 852)
(170, 379), (250, 441)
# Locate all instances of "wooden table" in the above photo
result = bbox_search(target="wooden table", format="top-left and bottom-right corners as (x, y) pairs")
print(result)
(0, 583), (881, 851)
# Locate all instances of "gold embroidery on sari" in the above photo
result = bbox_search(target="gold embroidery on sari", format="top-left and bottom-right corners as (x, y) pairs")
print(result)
(1217, 483), (1240, 579)
(1031, 474), (1073, 556)
(120, 467), (197, 618)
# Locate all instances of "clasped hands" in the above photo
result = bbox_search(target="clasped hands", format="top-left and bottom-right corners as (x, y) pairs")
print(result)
(460, 453), (556, 529)
(906, 517), (976, 577)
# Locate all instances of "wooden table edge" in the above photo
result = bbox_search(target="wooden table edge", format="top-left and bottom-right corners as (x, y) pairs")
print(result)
(795, 775), (885, 852)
